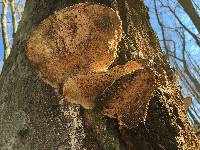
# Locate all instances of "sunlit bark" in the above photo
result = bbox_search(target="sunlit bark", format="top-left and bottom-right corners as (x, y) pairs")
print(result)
(9, 0), (17, 35)
(1, 0), (11, 61)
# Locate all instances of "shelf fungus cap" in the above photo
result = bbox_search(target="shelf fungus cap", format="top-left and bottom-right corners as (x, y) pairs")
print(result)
(183, 97), (192, 110)
(26, 3), (122, 88)
(97, 69), (156, 128)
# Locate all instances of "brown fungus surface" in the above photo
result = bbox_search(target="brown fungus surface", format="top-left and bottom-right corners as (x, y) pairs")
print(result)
(26, 2), (152, 127)
(63, 60), (143, 109)
(26, 3), (122, 88)
(183, 97), (192, 111)
(26, 2), (147, 112)
(97, 69), (156, 128)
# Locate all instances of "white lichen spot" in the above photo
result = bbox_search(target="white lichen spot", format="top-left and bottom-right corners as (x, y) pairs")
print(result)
(59, 99), (86, 150)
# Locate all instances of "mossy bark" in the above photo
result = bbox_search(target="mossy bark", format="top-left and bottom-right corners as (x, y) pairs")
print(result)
(0, 0), (199, 149)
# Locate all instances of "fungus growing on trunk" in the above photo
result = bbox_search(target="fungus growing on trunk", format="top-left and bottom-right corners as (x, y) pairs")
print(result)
(26, 2), (155, 128)
(26, 3), (123, 88)
(63, 60), (144, 109)
(97, 69), (156, 128)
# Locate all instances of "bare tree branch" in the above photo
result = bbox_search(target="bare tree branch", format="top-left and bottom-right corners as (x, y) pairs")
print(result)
(9, 0), (17, 36)
(188, 108), (199, 124)
(186, 51), (200, 77)
(160, 1), (200, 47)
(191, 0), (200, 11)
(15, 0), (24, 20)
(154, 0), (170, 59)
(177, 0), (200, 34)
(1, 0), (11, 61)
(177, 30), (200, 101)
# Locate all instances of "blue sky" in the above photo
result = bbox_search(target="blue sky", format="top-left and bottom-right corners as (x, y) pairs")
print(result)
(0, 39), (3, 72)
(0, 30), (3, 72)
(0, 2), (3, 71)
(0, 38), (3, 61)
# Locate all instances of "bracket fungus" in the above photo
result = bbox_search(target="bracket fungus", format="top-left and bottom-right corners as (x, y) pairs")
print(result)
(97, 69), (156, 128)
(26, 3), (155, 128)
(183, 97), (192, 111)
(27, 3), (123, 89)
(63, 60), (144, 109)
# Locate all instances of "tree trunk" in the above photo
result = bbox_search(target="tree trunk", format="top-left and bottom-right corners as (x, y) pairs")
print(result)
(0, 0), (199, 149)
(1, 0), (11, 61)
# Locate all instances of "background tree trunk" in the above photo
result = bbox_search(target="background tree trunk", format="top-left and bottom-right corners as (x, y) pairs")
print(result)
(1, 0), (11, 61)
(0, 0), (199, 149)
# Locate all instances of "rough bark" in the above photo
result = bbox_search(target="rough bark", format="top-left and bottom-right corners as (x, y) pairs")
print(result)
(0, 0), (199, 150)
